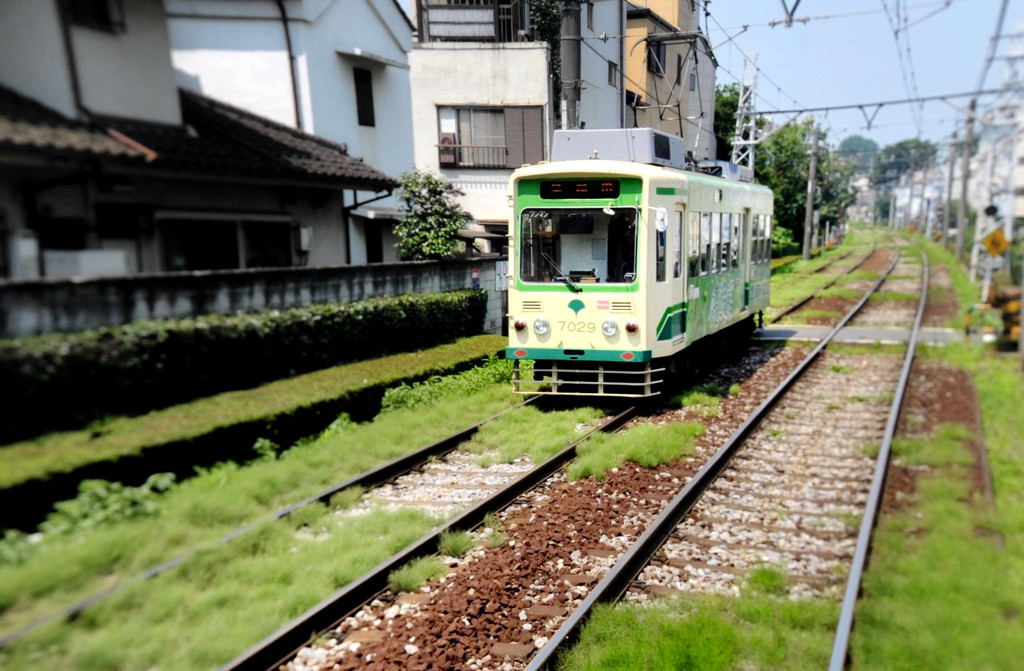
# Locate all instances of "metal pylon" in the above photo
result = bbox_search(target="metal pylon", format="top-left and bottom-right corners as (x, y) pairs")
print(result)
(730, 54), (758, 169)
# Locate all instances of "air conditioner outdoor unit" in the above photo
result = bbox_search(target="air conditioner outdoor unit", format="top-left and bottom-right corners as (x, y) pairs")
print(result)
(438, 132), (456, 166)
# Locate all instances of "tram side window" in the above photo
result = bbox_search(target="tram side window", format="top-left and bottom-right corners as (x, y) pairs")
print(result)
(753, 216), (761, 266)
(711, 212), (721, 273)
(688, 212), (701, 278)
(761, 215), (769, 263)
(700, 212), (711, 275)
(721, 213), (731, 270)
(674, 212), (683, 279)
(656, 228), (667, 282)
(731, 214), (740, 268)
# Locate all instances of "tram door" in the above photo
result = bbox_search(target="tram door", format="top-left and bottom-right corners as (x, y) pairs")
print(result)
(742, 208), (752, 311)
(673, 205), (686, 342)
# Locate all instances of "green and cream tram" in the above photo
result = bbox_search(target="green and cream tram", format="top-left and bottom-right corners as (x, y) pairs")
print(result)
(506, 128), (773, 397)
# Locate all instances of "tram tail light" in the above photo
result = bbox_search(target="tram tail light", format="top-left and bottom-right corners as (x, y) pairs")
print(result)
(625, 319), (639, 334)
(514, 318), (527, 332)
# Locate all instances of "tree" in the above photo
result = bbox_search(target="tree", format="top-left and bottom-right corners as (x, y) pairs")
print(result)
(530, 0), (560, 124)
(393, 170), (468, 261)
(872, 138), (937, 186)
(713, 83), (740, 161)
(838, 135), (878, 174)
(753, 119), (855, 253)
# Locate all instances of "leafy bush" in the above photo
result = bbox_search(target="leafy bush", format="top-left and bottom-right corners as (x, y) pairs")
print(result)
(0, 290), (487, 442)
(379, 354), (515, 412)
(0, 472), (178, 562)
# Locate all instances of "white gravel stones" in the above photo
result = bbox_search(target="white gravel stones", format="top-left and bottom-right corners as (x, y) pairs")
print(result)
(634, 350), (903, 601)
(338, 450), (535, 519)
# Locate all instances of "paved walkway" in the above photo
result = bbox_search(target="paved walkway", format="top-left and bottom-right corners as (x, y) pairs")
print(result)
(753, 325), (990, 345)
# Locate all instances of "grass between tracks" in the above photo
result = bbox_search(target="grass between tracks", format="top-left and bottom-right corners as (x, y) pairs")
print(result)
(766, 227), (882, 320)
(561, 351), (1022, 667)
(0, 383), (614, 669)
(0, 358), (518, 665)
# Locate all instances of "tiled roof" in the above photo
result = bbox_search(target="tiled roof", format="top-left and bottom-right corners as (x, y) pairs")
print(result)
(177, 89), (395, 189)
(0, 84), (145, 160)
(0, 84), (396, 191)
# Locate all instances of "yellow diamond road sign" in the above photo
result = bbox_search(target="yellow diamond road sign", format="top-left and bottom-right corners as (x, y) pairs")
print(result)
(983, 229), (1009, 257)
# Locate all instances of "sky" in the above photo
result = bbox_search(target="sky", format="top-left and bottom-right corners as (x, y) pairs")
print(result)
(699, 0), (1024, 152)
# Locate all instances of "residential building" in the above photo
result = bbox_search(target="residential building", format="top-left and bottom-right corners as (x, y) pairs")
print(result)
(166, 0), (415, 264)
(625, 0), (716, 160)
(0, 0), (395, 279)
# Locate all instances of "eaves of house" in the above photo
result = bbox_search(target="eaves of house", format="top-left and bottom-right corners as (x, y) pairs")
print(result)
(0, 84), (396, 193)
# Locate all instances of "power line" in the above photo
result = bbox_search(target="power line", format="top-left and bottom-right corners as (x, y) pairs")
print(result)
(756, 87), (1009, 116)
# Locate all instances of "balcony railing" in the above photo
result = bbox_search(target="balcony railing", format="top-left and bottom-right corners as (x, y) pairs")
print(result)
(418, 0), (531, 43)
(438, 143), (509, 169)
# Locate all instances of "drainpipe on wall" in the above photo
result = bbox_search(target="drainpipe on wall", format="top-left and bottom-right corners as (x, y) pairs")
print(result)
(275, 0), (304, 131)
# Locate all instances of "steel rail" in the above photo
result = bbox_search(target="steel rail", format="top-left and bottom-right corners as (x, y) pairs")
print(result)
(828, 252), (930, 670)
(0, 399), (535, 649)
(525, 249), (903, 671)
(221, 404), (641, 671)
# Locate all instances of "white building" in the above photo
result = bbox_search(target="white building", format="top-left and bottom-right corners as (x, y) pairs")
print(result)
(166, 0), (415, 263)
(0, 0), (394, 278)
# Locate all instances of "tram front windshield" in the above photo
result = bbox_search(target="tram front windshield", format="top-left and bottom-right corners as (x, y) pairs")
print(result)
(518, 207), (638, 285)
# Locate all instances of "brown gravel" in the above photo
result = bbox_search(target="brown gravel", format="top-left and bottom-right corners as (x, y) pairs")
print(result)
(285, 345), (809, 671)
(894, 358), (992, 509)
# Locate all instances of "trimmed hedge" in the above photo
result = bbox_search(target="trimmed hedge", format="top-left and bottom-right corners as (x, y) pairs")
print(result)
(0, 334), (507, 530)
(0, 290), (487, 442)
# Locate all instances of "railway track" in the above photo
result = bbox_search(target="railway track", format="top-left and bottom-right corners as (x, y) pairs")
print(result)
(1, 399), (538, 648)
(226, 244), (927, 670)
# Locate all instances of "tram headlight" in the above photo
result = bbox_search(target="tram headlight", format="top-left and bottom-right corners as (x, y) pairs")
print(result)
(533, 316), (550, 335)
(514, 318), (527, 332)
(625, 319), (639, 334)
(602, 318), (619, 337)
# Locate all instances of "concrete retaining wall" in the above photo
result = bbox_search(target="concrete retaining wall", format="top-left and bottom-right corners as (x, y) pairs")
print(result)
(0, 258), (509, 338)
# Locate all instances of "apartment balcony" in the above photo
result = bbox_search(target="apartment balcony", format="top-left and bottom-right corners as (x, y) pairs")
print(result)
(437, 143), (509, 169)
(417, 0), (532, 44)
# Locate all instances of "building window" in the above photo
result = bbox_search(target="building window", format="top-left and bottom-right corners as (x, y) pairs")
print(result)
(689, 72), (697, 91)
(437, 106), (543, 169)
(676, 54), (683, 86)
(61, 0), (125, 32)
(647, 40), (666, 75)
(587, 2), (594, 30)
(608, 61), (618, 87)
(354, 68), (375, 127)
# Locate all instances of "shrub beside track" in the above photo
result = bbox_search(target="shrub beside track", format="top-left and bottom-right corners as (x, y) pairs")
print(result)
(0, 290), (487, 442)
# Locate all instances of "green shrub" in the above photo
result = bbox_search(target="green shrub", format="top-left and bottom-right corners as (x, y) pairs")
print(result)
(0, 290), (487, 442)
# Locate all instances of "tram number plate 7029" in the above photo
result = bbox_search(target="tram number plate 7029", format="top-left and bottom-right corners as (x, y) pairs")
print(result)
(559, 321), (596, 333)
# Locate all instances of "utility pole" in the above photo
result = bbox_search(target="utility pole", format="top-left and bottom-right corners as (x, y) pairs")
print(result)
(941, 130), (957, 249)
(802, 125), (819, 261)
(560, 1), (582, 130)
(955, 99), (975, 266)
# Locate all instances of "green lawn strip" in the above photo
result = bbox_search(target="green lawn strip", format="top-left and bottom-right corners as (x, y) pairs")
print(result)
(0, 505), (443, 671)
(849, 351), (1023, 669)
(568, 421), (705, 481)
(0, 381), (519, 637)
(847, 356), (1024, 667)
(0, 334), (506, 489)
(463, 405), (605, 465)
(916, 237), (979, 329)
(558, 591), (837, 671)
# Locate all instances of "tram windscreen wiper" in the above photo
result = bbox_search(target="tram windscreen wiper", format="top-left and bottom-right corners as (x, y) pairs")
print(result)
(541, 251), (582, 292)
